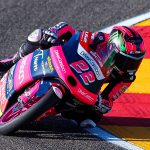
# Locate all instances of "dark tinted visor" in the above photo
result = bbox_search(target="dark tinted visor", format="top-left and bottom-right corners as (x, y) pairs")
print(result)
(114, 52), (145, 72)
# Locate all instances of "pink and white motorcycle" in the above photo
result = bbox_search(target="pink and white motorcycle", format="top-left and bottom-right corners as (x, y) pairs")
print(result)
(0, 31), (104, 135)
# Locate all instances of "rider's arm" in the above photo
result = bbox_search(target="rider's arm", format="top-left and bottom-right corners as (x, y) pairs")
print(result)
(95, 69), (135, 114)
(87, 31), (134, 113)
(101, 68), (135, 101)
(20, 22), (75, 57)
(0, 22), (76, 72)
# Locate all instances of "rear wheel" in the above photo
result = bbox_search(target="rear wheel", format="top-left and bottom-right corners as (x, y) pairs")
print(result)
(0, 87), (61, 135)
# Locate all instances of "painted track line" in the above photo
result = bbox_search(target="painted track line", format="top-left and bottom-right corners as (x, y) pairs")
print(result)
(100, 11), (150, 33)
(86, 127), (143, 150)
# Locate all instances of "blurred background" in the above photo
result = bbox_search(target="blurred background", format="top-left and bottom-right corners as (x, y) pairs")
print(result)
(0, 0), (150, 58)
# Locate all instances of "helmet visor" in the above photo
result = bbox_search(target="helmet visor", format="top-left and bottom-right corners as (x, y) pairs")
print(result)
(104, 43), (119, 68)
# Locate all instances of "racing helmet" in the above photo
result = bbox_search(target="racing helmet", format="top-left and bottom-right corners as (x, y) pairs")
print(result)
(104, 26), (145, 75)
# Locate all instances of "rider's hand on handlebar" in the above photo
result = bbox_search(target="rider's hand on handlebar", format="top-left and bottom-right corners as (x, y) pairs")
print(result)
(94, 94), (113, 114)
(44, 27), (58, 44)
(40, 27), (58, 49)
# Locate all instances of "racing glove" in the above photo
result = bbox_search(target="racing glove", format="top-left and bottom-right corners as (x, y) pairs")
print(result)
(18, 28), (58, 57)
(40, 27), (58, 49)
(94, 94), (113, 114)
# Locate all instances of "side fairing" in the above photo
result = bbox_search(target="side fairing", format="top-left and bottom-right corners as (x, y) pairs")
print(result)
(30, 49), (57, 79)
(50, 32), (105, 105)
(6, 49), (57, 100)
(62, 32), (105, 94)
(0, 49), (57, 115)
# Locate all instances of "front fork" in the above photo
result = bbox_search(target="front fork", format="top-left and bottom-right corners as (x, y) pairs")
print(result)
(18, 78), (65, 121)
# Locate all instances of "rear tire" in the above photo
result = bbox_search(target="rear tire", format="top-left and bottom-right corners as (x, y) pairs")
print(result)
(0, 88), (60, 135)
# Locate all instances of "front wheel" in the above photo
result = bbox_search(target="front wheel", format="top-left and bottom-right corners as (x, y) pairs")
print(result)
(0, 87), (61, 135)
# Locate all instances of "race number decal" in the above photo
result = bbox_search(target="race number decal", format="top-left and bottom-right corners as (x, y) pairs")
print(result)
(70, 60), (96, 85)
(70, 60), (89, 73)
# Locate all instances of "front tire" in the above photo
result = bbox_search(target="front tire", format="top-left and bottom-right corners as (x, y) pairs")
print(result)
(0, 87), (60, 135)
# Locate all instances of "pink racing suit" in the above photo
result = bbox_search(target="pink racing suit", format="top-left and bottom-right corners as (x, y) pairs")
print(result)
(53, 22), (132, 103)
(0, 22), (134, 123)
(49, 22), (134, 123)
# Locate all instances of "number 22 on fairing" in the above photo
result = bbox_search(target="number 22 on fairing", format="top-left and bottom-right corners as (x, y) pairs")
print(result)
(70, 60), (96, 85)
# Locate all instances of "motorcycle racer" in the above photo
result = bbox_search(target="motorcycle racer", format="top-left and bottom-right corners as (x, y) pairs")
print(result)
(0, 22), (145, 128)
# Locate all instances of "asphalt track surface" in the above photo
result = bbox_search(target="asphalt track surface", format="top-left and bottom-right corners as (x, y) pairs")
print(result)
(0, 0), (150, 150)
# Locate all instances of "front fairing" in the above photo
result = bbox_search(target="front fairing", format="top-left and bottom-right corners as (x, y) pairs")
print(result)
(13, 49), (58, 92)
(0, 49), (58, 115)
(50, 31), (105, 105)
(63, 32), (105, 94)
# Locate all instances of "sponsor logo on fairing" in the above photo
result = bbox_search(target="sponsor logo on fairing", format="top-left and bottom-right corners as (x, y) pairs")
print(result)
(33, 50), (44, 72)
(47, 56), (54, 72)
(77, 88), (94, 101)
(77, 44), (104, 80)
(54, 50), (66, 73)
(18, 57), (27, 84)
(33, 56), (38, 71)
(90, 51), (103, 67)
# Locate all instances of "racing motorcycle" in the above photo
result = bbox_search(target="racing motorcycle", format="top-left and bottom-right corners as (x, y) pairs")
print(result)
(0, 31), (104, 135)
